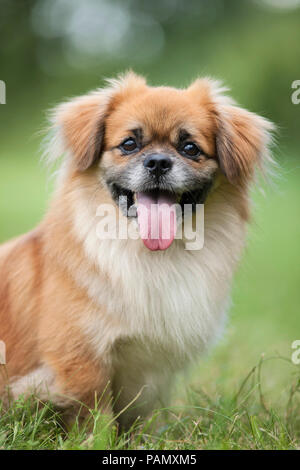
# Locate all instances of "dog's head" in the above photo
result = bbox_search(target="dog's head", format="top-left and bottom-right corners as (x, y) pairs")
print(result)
(49, 72), (274, 250)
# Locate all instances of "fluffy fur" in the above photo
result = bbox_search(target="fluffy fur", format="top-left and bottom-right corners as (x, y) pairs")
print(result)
(0, 72), (274, 427)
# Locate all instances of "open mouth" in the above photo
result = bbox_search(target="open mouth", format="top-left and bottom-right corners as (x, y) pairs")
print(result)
(110, 184), (211, 214)
(109, 183), (211, 251)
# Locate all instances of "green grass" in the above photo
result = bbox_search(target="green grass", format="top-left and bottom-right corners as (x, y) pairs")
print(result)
(0, 150), (299, 450)
(0, 358), (299, 450)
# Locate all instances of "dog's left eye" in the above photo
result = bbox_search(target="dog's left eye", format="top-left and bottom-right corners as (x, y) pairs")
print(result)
(120, 138), (138, 153)
(181, 142), (201, 158)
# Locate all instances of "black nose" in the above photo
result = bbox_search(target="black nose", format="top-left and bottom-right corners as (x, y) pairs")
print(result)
(143, 154), (173, 177)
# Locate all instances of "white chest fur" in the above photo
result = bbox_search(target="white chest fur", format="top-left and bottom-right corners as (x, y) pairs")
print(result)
(72, 186), (246, 366)
(70, 185), (246, 424)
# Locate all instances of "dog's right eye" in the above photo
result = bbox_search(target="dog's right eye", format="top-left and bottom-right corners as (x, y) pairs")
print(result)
(120, 138), (138, 153)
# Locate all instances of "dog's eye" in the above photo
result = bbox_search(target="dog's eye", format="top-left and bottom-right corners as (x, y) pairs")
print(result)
(120, 138), (138, 153)
(181, 142), (201, 158)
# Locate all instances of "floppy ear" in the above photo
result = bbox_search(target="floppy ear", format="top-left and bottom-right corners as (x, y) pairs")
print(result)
(51, 91), (111, 171)
(189, 79), (275, 186)
(47, 72), (147, 171)
(215, 104), (275, 185)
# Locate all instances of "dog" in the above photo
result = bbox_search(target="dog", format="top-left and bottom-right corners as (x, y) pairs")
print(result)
(0, 72), (274, 428)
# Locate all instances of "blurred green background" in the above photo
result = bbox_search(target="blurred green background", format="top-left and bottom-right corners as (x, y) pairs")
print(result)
(0, 0), (299, 411)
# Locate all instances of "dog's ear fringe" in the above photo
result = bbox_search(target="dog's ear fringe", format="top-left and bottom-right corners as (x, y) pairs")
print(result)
(188, 77), (278, 186)
(210, 78), (278, 186)
(217, 104), (277, 186)
(41, 71), (146, 170)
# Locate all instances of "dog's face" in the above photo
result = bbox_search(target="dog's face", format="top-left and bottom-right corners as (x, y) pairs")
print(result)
(101, 86), (218, 214)
(52, 73), (273, 250)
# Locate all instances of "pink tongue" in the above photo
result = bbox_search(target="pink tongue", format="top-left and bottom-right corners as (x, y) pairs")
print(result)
(137, 192), (177, 251)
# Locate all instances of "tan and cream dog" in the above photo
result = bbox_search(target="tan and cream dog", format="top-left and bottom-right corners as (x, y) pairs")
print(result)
(0, 73), (274, 427)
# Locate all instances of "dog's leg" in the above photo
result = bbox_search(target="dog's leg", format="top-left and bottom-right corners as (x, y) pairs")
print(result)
(41, 348), (113, 429)
(2, 349), (113, 432)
